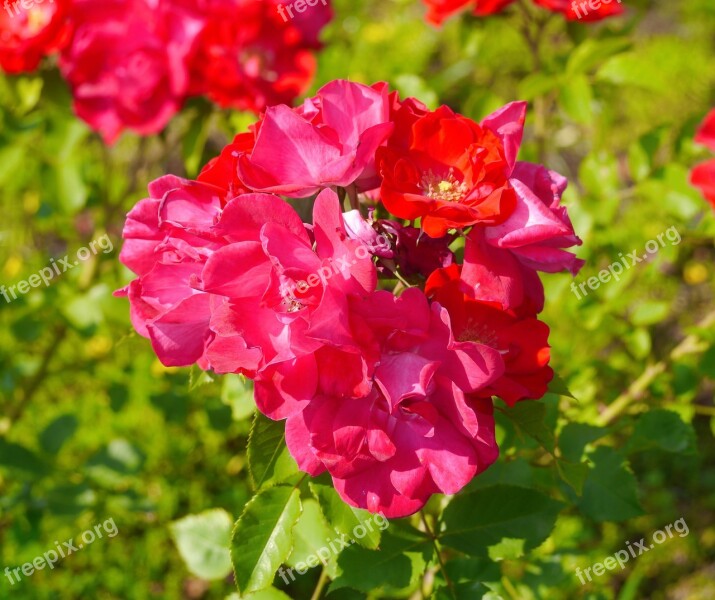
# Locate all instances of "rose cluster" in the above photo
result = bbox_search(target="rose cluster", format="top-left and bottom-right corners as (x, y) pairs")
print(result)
(690, 109), (715, 211)
(117, 80), (583, 517)
(0, 0), (331, 142)
(423, 0), (623, 25)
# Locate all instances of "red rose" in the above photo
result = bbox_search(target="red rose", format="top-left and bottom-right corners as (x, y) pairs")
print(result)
(0, 0), (70, 74)
(690, 109), (715, 210)
(378, 104), (517, 238)
(426, 263), (553, 405)
(186, 0), (330, 113)
(423, 0), (623, 24)
(59, 0), (201, 143)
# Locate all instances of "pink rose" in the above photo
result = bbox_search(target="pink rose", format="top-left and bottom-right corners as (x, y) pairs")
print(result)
(115, 175), (227, 367)
(237, 80), (394, 197)
(463, 162), (583, 310)
(202, 189), (378, 418)
(284, 288), (504, 517)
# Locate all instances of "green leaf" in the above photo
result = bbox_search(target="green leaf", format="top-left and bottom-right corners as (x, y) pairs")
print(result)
(555, 459), (590, 496)
(0, 439), (47, 476)
(630, 301), (671, 327)
(548, 374), (577, 400)
(487, 537), (525, 562)
(231, 485), (302, 594)
(558, 422), (607, 462)
(170, 509), (233, 581)
(55, 159), (88, 214)
(286, 498), (337, 574)
(578, 447), (643, 522)
(45, 483), (96, 516)
(432, 582), (491, 600)
(517, 72), (561, 101)
(39, 414), (78, 454)
(627, 128), (667, 183)
(239, 589), (293, 600)
(331, 525), (433, 594)
(443, 557), (500, 586)
(394, 75), (438, 109)
(661, 164), (707, 219)
(247, 413), (300, 490)
(625, 409), (697, 455)
(559, 74), (593, 124)
(0, 144), (25, 186)
(189, 364), (215, 391)
(324, 590), (367, 600)
(84, 439), (145, 487)
(596, 52), (668, 91)
(628, 139), (651, 182)
(309, 481), (383, 550)
(182, 106), (213, 177)
(624, 328), (652, 359)
(579, 152), (621, 204)
(501, 400), (555, 453)
(16, 77), (43, 114)
(566, 38), (631, 76)
(222, 374), (255, 421)
(440, 485), (564, 557)
(61, 284), (111, 330)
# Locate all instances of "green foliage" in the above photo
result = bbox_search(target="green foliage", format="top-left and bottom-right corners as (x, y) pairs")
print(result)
(331, 525), (433, 594)
(170, 509), (233, 581)
(247, 414), (300, 491)
(440, 485), (564, 557)
(309, 481), (382, 550)
(231, 486), (302, 594)
(1, 0), (714, 598)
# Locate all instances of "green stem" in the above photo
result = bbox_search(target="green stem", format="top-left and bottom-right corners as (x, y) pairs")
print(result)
(420, 510), (456, 599)
(347, 184), (359, 211)
(310, 567), (329, 600)
(8, 324), (68, 423)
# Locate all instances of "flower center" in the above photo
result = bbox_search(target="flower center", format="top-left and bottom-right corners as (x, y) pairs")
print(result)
(420, 168), (467, 203)
(27, 8), (51, 35)
(282, 297), (305, 313)
(457, 321), (499, 347)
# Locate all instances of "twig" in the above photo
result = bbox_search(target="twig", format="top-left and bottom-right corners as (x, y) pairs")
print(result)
(8, 324), (67, 423)
(597, 310), (715, 425)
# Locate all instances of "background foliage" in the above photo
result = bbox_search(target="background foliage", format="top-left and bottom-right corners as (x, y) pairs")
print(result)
(1, 0), (714, 598)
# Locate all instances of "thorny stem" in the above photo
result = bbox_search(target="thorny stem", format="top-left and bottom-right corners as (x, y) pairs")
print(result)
(597, 309), (715, 426)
